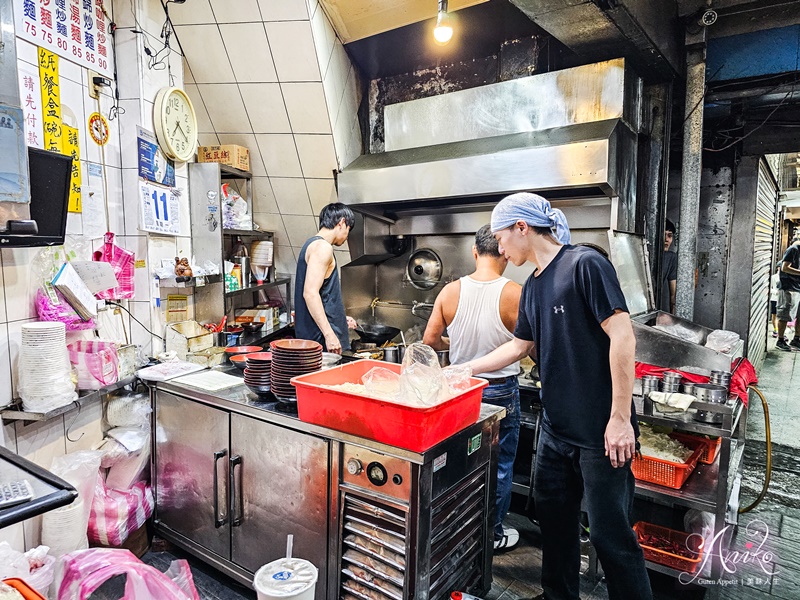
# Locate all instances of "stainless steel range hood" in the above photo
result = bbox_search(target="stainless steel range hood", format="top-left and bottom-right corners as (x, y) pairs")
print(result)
(338, 118), (636, 206)
(338, 58), (641, 223)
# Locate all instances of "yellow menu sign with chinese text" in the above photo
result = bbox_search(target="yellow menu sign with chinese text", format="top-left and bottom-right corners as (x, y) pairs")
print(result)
(62, 125), (81, 213)
(38, 48), (62, 153)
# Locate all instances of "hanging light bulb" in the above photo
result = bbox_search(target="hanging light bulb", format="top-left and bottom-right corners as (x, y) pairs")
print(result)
(433, 0), (453, 45)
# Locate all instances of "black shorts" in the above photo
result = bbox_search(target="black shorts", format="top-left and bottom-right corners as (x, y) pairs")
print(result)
(771, 300), (777, 315)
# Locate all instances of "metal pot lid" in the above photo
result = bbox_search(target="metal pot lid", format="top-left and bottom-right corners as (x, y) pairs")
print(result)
(407, 248), (442, 290)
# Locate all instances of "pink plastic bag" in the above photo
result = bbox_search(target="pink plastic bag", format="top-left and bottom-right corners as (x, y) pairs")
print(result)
(68, 340), (119, 390)
(93, 232), (135, 300)
(88, 480), (154, 547)
(57, 548), (200, 600)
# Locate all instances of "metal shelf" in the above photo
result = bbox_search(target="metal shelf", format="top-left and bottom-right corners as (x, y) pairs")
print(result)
(634, 395), (744, 437)
(643, 560), (705, 583)
(635, 457), (721, 512)
(235, 322), (293, 347)
(225, 277), (290, 299)
(1, 377), (136, 422)
(223, 229), (272, 237)
(158, 274), (222, 289)
(219, 164), (252, 179)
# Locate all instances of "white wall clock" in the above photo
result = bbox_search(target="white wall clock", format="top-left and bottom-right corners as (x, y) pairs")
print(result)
(153, 87), (197, 163)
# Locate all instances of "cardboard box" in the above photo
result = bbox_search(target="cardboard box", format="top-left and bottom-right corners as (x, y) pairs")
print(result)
(198, 144), (250, 172)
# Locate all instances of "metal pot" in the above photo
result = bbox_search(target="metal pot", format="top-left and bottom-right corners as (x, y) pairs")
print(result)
(693, 383), (728, 404)
(436, 350), (450, 368)
(382, 346), (400, 363)
(407, 248), (443, 290)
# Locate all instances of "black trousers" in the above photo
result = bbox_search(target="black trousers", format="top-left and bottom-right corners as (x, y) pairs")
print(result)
(534, 427), (653, 600)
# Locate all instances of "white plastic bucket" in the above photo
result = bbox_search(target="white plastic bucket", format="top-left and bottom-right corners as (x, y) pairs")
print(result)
(254, 558), (318, 600)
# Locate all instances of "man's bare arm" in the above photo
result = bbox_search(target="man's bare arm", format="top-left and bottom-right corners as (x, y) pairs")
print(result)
(669, 279), (677, 313)
(422, 290), (450, 351)
(303, 241), (340, 352)
(465, 337), (534, 375)
(782, 260), (800, 277)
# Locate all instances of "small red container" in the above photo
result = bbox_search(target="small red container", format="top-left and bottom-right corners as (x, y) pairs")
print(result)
(2, 578), (46, 600)
(292, 359), (488, 452)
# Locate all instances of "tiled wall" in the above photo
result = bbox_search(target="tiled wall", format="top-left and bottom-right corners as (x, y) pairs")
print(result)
(0, 0), (188, 551)
(171, 0), (363, 279)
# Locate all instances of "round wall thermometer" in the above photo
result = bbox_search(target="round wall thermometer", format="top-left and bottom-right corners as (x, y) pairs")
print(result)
(88, 112), (110, 145)
(153, 87), (198, 163)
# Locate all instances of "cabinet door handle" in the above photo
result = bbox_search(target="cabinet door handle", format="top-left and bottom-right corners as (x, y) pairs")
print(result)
(213, 449), (227, 528)
(229, 454), (243, 527)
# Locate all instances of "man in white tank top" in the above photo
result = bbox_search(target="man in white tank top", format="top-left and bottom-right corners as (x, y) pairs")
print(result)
(424, 225), (523, 551)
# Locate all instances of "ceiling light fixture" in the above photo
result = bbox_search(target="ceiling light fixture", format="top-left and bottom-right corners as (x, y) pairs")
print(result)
(433, 0), (453, 45)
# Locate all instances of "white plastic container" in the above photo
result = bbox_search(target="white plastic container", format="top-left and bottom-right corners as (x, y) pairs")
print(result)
(254, 558), (318, 600)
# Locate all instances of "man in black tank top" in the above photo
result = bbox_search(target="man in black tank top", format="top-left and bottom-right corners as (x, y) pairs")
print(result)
(294, 203), (357, 353)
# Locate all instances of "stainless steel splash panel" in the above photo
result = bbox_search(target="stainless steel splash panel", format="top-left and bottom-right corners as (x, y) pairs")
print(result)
(384, 58), (639, 151)
(338, 120), (637, 206)
(607, 231), (654, 318)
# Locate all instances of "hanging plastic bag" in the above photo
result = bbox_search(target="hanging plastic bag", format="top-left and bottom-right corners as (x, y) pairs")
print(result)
(93, 232), (135, 300)
(705, 329), (740, 353)
(32, 246), (96, 330)
(56, 548), (200, 600)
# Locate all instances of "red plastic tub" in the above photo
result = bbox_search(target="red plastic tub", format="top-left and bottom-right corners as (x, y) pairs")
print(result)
(292, 360), (488, 452)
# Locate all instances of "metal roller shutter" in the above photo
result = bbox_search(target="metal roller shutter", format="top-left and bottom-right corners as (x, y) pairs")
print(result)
(747, 160), (779, 371)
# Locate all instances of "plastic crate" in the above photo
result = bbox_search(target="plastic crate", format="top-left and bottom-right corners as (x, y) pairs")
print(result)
(632, 436), (705, 489)
(671, 432), (721, 465)
(292, 360), (488, 452)
(633, 522), (704, 573)
(2, 578), (46, 600)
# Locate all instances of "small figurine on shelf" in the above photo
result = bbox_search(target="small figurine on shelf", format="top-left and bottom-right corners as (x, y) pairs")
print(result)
(174, 257), (193, 278)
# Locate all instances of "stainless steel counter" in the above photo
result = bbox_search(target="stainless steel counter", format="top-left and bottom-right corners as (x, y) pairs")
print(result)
(155, 369), (505, 465)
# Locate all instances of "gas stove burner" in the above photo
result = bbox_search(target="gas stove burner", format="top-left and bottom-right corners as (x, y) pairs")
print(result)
(351, 341), (378, 352)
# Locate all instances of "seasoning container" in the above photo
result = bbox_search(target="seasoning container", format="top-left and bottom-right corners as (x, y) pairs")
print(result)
(681, 381), (696, 396)
(382, 346), (400, 363)
(709, 370), (732, 390)
(641, 375), (660, 396)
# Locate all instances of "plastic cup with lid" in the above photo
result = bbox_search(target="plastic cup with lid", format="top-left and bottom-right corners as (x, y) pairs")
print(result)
(254, 558), (318, 600)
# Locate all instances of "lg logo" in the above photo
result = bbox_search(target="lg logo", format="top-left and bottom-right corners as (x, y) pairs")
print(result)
(553, 305), (565, 314)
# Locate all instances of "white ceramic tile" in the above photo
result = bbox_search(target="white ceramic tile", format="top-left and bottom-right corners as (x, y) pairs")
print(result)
(216, 133), (268, 176)
(118, 99), (142, 168)
(305, 178), (337, 215)
(119, 236), (150, 301)
(115, 27), (143, 101)
(140, 50), (173, 103)
(274, 245), (297, 276)
(99, 93), (123, 169)
(343, 115), (363, 169)
(148, 235), (178, 270)
(334, 248), (351, 266)
(270, 177), (313, 215)
(324, 40), (348, 113)
(0, 522), (23, 552)
(251, 177), (279, 213)
(7, 318), (35, 399)
(322, 64), (340, 135)
(169, 0), (216, 25)
(209, 0), (262, 23)
(310, 3), (337, 78)
(281, 214), (318, 247)
(294, 134), (338, 178)
(176, 236), (193, 260)
(58, 56), (84, 85)
(253, 213), (290, 246)
(239, 83), (291, 133)
(219, 23), (278, 83)
(105, 166), (126, 235)
(337, 65), (361, 130)
(141, 99), (155, 132)
(258, 0), (309, 21)
(63, 400), (104, 453)
(128, 301), (154, 355)
(185, 85), (215, 134)
(197, 84), (250, 133)
(198, 132), (221, 146)
(122, 168), (142, 235)
(0, 324), (11, 410)
(307, 0), (319, 18)
(281, 83), (331, 134)
(175, 25), (236, 83)
(254, 134), (302, 178)
(266, 22), (321, 83)
(175, 178), (192, 237)
(15, 37), (38, 67)
(1, 249), (39, 322)
(183, 58), (195, 84)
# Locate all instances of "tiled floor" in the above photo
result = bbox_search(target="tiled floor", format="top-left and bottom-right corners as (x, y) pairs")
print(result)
(94, 343), (800, 600)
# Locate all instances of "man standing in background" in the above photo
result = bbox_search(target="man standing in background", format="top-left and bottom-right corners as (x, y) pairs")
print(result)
(776, 232), (800, 352)
(658, 219), (678, 314)
(424, 225), (523, 551)
(295, 203), (358, 353)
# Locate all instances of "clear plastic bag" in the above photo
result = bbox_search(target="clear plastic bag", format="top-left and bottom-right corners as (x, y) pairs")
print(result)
(705, 329), (740, 353)
(362, 367), (400, 401)
(47, 451), (103, 552)
(442, 364), (472, 393)
(0, 543), (56, 597)
(56, 548), (200, 600)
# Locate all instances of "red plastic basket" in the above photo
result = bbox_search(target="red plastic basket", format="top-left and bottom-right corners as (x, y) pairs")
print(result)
(671, 432), (721, 465)
(632, 435), (705, 489)
(633, 522), (704, 573)
(292, 359), (488, 452)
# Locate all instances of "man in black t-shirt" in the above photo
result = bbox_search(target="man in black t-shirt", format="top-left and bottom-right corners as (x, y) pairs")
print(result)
(467, 193), (652, 600)
(776, 233), (800, 352)
(658, 219), (678, 313)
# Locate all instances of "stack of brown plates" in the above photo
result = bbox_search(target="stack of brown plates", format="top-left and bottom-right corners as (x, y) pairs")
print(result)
(244, 352), (273, 396)
(269, 339), (323, 401)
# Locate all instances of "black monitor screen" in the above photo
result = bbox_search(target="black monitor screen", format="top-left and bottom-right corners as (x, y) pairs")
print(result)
(27, 147), (72, 243)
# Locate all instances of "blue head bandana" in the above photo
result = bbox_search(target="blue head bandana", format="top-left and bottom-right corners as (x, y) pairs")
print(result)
(490, 192), (571, 245)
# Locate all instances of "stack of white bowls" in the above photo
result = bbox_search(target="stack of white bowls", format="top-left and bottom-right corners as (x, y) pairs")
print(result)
(18, 322), (77, 412)
(251, 240), (274, 283)
(41, 497), (88, 557)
